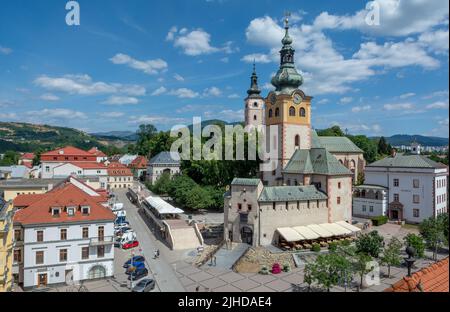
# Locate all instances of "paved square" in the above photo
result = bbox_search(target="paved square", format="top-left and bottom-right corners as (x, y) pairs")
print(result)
(213, 284), (242, 292)
(179, 276), (195, 287)
(249, 274), (277, 284)
(219, 272), (246, 283)
(232, 278), (260, 291)
(247, 285), (275, 292)
(265, 279), (292, 292)
(189, 271), (215, 283)
(200, 277), (227, 289)
(281, 272), (303, 284)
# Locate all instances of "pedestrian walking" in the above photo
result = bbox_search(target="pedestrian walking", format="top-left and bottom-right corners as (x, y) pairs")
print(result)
(213, 256), (217, 266)
(154, 250), (158, 259)
(156, 249), (160, 258)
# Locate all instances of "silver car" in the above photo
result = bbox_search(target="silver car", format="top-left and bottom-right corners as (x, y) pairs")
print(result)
(132, 278), (156, 292)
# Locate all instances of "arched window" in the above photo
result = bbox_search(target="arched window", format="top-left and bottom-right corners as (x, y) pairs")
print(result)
(253, 102), (258, 107)
(253, 115), (257, 121)
(295, 135), (300, 147)
(275, 108), (280, 117)
(289, 106), (295, 116)
(268, 109), (273, 118)
(300, 107), (306, 117)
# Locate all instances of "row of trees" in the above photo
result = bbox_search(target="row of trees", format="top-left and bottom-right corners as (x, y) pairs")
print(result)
(0, 150), (20, 166)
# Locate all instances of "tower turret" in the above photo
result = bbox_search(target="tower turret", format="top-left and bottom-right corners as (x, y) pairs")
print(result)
(245, 62), (264, 128)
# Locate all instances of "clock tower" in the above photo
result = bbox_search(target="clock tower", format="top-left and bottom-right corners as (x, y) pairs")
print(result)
(244, 63), (264, 129)
(263, 17), (313, 186)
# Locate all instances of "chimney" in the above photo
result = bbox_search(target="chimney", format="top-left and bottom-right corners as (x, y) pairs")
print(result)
(391, 148), (397, 158)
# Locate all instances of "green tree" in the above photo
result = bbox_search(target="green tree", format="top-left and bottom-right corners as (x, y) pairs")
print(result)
(353, 253), (373, 290)
(420, 216), (447, 261)
(0, 150), (20, 166)
(317, 125), (345, 137)
(437, 213), (449, 244)
(348, 135), (378, 163)
(377, 137), (391, 155)
(380, 237), (403, 277)
(303, 262), (316, 292)
(404, 233), (425, 258)
(149, 172), (172, 195)
(311, 252), (352, 292)
(355, 231), (384, 258)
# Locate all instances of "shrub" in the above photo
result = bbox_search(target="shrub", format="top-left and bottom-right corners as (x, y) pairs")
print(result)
(311, 243), (321, 252)
(404, 233), (425, 258)
(259, 266), (269, 275)
(283, 264), (291, 272)
(340, 239), (351, 246)
(371, 216), (388, 226)
(355, 231), (384, 258)
(329, 242), (338, 252)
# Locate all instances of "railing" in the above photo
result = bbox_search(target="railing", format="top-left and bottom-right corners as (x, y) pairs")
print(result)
(89, 236), (114, 246)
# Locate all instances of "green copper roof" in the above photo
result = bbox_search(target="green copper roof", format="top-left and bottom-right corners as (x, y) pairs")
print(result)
(284, 148), (353, 176)
(367, 155), (447, 169)
(231, 178), (261, 186)
(271, 18), (303, 95)
(247, 63), (262, 99)
(318, 137), (363, 153)
(311, 130), (323, 148)
(259, 185), (328, 202)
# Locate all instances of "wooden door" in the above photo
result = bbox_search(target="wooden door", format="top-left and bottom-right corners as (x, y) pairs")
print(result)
(38, 273), (47, 287)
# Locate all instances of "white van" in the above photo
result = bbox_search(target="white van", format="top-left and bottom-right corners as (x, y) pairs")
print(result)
(111, 203), (124, 211)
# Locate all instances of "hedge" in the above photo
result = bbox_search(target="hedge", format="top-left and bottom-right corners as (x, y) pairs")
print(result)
(371, 215), (388, 226)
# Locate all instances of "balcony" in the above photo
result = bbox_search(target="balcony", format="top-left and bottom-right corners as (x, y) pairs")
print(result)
(89, 236), (114, 246)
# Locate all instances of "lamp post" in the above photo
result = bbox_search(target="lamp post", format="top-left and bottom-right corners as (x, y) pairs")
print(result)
(404, 246), (416, 277)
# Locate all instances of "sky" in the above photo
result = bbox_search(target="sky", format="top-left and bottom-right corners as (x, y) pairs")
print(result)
(0, 0), (449, 137)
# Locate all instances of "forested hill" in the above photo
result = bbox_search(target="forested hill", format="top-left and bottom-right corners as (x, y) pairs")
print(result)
(373, 135), (449, 147)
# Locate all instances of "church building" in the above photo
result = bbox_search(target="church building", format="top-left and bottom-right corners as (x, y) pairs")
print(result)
(226, 17), (363, 247)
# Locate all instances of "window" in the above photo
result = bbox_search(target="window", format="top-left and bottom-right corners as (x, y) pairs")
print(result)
(247, 204), (252, 212)
(273, 202), (276, 210)
(413, 209), (420, 218)
(413, 179), (420, 188)
(361, 190), (366, 198)
(275, 107), (280, 117)
(67, 207), (75, 216)
(59, 249), (68, 262)
(300, 107), (306, 117)
(369, 206), (374, 212)
(14, 229), (21, 241)
(238, 203), (242, 211)
(97, 246), (105, 258)
(35, 251), (44, 265)
(60, 229), (67, 241)
(13, 249), (22, 263)
(45, 166), (50, 173)
(268, 109), (273, 118)
(413, 195), (420, 204)
(81, 206), (90, 215)
(98, 226), (104, 241)
(36, 230), (44, 242)
(295, 135), (300, 147)
(337, 197), (341, 205)
(394, 194), (399, 202)
(82, 227), (89, 239)
(253, 102), (258, 107)
(81, 247), (89, 260)
(289, 106), (296, 116)
(253, 115), (257, 121)
(338, 182), (342, 189)
(52, 208), (60, 216)
(394, 179), (399, 187)
(362, 205), (367, 212)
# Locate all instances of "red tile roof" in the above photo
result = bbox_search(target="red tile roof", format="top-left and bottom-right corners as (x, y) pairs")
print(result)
(20, 153), (35, 160)
(13, 194), (46, 208)
(13, 183), (115, 225)
(41, 146), (94, 157)
(88, 147), (107, 157)
(385, 257), (449, 292)
(61, 162), (107, 169)
(130, 156), (148, 169)
(107, 162), (133, 176)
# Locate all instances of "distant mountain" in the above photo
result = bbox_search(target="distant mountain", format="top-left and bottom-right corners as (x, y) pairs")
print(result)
(91, 131), (137, 141)
(372, 135), (449, 147)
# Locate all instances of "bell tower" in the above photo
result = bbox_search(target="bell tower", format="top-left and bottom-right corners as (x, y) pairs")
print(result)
(245, 63), (264, 129)
(262, 15), (313, 186)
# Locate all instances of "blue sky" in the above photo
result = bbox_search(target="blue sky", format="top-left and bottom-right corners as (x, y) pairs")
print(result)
(0, 0), (448, 137)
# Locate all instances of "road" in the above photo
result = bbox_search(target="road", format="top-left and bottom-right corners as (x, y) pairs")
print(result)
(114, 188), (185, 292)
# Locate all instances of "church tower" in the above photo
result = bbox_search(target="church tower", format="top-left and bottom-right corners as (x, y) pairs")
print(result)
(263, 16), (313, 186)
(244, 63), (264, 128)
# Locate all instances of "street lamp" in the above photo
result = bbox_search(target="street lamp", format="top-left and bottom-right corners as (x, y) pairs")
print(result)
(404, 246), (416, 277)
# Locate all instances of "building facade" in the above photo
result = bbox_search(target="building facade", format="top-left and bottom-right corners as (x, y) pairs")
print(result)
(363, 153), (448, 223)
(244, 63), (265, 129)
(0, 199), (14, 292)
(352, 185), (389, 218)
(146, 152), (181, 185)
(12, 181), (115, 289)
(107, 162), (134, 189)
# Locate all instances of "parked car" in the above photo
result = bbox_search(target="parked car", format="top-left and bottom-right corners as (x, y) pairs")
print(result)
(125, 262), (145, 275)
(132, 278), (155, 292)
(111, 203), (124, 212)
(128, 267), (148, 281)
(123, 256), (146, 268)
(114, 220), (129, 227)
(114, 226), (132, 236)
(122, 240), (139, 250)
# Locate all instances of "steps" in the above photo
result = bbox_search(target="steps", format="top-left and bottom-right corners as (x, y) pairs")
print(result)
(171, 227), (202, 250)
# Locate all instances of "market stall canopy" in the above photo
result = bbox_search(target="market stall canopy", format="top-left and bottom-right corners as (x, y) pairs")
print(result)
(336, 221), (362, 233)
(307, 224), (334, 238)
(277, 227), (305, 242)
(144, 196), (184, 215)
(319, 223), (352, 236)
(292, 226), (320, 240)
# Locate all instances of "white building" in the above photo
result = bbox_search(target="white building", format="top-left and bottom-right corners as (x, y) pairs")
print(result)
(52, 163), (108, 189)
(12, 179), (115, 289)
(147, 152), (181, 185)
(353, 185), (389, 218)
(362, 153), (448, 223)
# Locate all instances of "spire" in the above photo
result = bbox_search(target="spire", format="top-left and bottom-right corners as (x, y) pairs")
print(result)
(270, 13), (303, 94)
(247, 62), (262, 98)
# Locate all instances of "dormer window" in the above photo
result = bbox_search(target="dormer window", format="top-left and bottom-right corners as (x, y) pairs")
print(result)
(81, 206), (90, 215)
(52, 207), (61, 216)
(67, 207), (75, 216)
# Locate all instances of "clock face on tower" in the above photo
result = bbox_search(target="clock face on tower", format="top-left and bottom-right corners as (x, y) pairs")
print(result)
(293, 93), (303, 105)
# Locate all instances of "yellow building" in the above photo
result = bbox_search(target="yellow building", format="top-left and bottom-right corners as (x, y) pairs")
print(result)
(0, 199), (14, 292)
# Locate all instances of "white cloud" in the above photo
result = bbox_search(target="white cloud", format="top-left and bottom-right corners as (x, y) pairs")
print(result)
(351, 105), (371, 112)
(40, 94), (60, 102)
(27, 108), (87, 119)
(426, 101), (449, 109)
(423, 90), (449, 99)
(220, 57), (229, 63)
(174, 73), (185, 82)
(241, 53), (272, 64)
(0, 112), (17, 119)
(110, 53), (168, 75)
(103, 96), (139, 105)
(383, 103), (415, 111)
(0, 100), (15, 108)
(99, 112), (125, 118)
(0, 45), (12, 55)
(151, 86), (167, 96)
(204, 109), (244, 122)
(317, 99), (329, 104)
(399, 92), (416, 99)
(418, 29), (449, 55)
(128, 115), (187, 125)
(340, 97), (353, 104)
(169, 88), (200, 98)
(173, 29), (219, 56)
(203, 87), (222, 97)
(34, 74), (146, 96)
(228, 93), (240, 99)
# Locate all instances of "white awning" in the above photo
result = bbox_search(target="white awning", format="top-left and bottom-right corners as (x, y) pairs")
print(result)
(293, 226), (321, 240)
(336, 221), (362, 233)
(277, 227), (305, 242)
(145, 196), (184, 215)
(319, 223), (352, 236)
(307, 224), (334, 238)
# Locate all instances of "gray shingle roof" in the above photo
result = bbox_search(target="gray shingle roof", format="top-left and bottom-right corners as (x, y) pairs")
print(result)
(231, 178), (261, 186)
(367, 155), (447, 169)
(259, 185), (328, 202)
(318, 136), (364, 153)
(0, 178), (64, 189)
(148, 151), (180, 165)
(284, 148), (352, 176)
